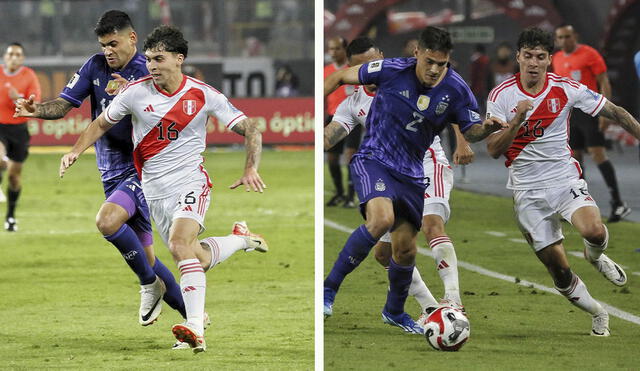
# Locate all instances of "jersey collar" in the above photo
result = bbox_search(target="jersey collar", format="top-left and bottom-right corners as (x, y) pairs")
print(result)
(153, 74), (187, 97)
(515, 72), (549, 98)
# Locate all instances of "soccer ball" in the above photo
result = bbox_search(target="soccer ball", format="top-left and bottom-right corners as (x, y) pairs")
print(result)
(421, 306), (470, 351)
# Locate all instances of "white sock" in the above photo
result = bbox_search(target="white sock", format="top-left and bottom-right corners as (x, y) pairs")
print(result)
(201, 235), (247, 270)
(583, 225), (608, 262)
(408, 266), (438, 311)
(556, 273), (603, 315)
(178, 259), (206, 334)
(430, 236), (461, 304)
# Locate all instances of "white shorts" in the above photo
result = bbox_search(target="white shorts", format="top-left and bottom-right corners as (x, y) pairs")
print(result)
(513, 179), (598, 251)
(379, 150), (452, 244)
(147, 181), (212, 246)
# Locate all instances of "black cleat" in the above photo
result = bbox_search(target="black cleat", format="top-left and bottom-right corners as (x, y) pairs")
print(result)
(326, 194), (345, 207)
(608, 202), (631, 223)
(4, 217), (17, 232)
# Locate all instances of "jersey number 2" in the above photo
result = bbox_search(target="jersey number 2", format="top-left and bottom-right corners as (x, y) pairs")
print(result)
(156, 121), (179, 141)
(405, 112), (425, 132)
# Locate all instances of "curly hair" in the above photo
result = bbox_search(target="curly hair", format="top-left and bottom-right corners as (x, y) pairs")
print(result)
(143, 25), (188, 59)
(517, 27), (554, 54)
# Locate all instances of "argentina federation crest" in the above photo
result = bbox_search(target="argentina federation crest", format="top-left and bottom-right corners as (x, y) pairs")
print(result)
(435, 101), (448, 115)
(183, 100), (197, 115)
(375, 178), (386, 192)
(417, 95), (430, 111)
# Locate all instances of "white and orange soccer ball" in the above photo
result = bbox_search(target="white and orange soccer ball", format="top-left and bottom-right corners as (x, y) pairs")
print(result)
(421, 306), (470, 351)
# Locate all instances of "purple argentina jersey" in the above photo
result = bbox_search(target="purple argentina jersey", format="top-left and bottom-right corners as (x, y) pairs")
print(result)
(358, 57), (481, 179)
(60, 53), (148, 182)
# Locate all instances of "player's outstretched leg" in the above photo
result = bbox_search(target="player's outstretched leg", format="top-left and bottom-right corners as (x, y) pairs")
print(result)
(381, 258), (424, 335)
(430, 235), (463, 309)
(581, 225), (627, 286)
(200, 221), (268, 271)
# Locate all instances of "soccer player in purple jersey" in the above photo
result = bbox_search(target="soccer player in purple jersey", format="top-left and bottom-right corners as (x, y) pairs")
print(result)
(324, 27), (506, 333)
(14, 10), (186, 329)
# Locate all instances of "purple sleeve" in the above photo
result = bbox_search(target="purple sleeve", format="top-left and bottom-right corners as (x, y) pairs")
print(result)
(358, 59), (385, 86)
(59, 58), (93, 107)
(452, 86), (482, 133)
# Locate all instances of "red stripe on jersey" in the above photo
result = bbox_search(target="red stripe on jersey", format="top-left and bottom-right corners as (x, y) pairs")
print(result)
(226, 113), (245, 128)
(549, 76), (580, 89)
(199, 163), (213, 188)
(573, 161), (583, 179)
(589, 95), (605, 116)
(427, 148), (437, 197)
(119, 75), (153, 94)
(133, 87), (206, 178)
(516, 73), (550, 98)
(504, 86), (568, 167)
(489, 78), (517, 102)
(187, 76), (221, 94)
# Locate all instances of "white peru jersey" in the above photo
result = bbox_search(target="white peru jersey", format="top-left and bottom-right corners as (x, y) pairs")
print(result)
(105, 75), (247, 199)
(486, 72), (607, 190)
(333, 85), (445, 164)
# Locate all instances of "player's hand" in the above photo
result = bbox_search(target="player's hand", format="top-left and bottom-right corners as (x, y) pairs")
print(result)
(59, 152), (79, 178)
(229, 168), (267, 193)
(105, 73), (128, 95)
(516, 99), (534, 115)
(13, 94), (37, 118)
(453, 143), (475, 165)
(598, 116), (612, 132)
(482, 116), (508, 134)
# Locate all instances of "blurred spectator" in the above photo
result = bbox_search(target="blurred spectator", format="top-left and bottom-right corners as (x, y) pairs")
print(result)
(490, 42), (516, 88)
(470, 44), (490, 114)
(40, 0), (59, 55)
(243, 36), (265, 57)
(402, 38), (418, 57)
(275, 65), (299, 97)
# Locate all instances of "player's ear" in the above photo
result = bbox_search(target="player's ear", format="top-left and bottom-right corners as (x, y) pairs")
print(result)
(129, 30), (137, 44)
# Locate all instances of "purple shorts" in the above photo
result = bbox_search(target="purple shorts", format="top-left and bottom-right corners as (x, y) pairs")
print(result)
(350, 155), (425, 231)
(103, 171), (153, 247)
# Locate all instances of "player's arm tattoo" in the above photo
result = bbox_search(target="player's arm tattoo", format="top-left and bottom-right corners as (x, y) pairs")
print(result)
(36, 98), (74, 119)
(232, 118), (262, 170)
(324, 121), (349, 151)
(598, 101), (640, 140)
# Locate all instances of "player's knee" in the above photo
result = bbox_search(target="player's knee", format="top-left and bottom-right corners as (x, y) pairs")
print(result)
(374, 243), (391, 267)
(582, 223), (606, 245)
(422, 224), (445, 242)
(95, 211), (123, 236)
(393, 248), (416, 265)
(168, 237), (192, 259)
(366, 215), (394, 238)
(552, 267), (573, 288)
(7, 173), (20, 189)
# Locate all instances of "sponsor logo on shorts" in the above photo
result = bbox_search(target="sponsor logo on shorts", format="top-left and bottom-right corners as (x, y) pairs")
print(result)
(375, 178), (386, 192)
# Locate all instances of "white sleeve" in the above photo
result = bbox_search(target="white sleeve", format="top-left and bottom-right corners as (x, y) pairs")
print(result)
(206, 88), (247, 130)
(332, 94), (360, 134)
(104, 85), (134, 124)
(571, 83), (607, 117)
(486, 97), (507, 122)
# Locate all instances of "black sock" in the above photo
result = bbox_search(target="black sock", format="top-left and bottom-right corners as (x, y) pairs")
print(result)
(328, 161), (344, 196)
(7, 188), (20, 219)
(597, 160), (621, 204)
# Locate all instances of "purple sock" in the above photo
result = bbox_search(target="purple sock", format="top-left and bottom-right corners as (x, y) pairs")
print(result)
(153, 259), (187, 319)
(384, 258), (414, 315)
(104, 224), (156, 285)
(324, 225), (378, 291)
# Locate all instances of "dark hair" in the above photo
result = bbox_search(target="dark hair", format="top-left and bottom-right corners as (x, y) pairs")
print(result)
(418, 26), (453, 53)
(94, 10), (134, 37)
(7, 42), (23, 51)
(143, 25), (189, 58)
(517, 27), (554, 54)
(346, 37), (377, 59)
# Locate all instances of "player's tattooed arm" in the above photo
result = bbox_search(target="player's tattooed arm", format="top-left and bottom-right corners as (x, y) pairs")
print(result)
(230, 118), (266, 192)
(485, 100), (533, 158)
(463, 116), (509, 143)
(324, 121), (349, 151)
(324, 65), (362, 97)
(14, 97), (73, 120)
(598, 100), (640, 140)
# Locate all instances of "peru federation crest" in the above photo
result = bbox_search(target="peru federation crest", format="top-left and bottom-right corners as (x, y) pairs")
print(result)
(183, 100), (197, 115)
(547, 98), (560, 113)
(417, 95), (430, 111)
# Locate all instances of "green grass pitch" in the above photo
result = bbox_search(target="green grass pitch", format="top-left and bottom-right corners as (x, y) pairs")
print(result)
(324, 168), (640, 370)
(0, 150), (313, 370)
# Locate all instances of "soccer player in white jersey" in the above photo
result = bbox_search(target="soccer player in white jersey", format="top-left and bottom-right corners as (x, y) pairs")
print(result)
(486, 27), (640, 336)
(59, 25), (267, 353)
(325, 37), (474, 320)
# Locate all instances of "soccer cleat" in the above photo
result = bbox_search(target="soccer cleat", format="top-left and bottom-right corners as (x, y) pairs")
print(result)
(608, 202), (631, 223)
(439, 298), (466, 315)
(326, 194), (345, 207)
(381, 310), (424, 335)
(231, 221), (268, 253)
(342, 199), (356, 208)
(584, 251), (627, 286)
(4, 217), (17, 232)
(172, 323), (206, 353)
(138, 276), (166, 326)
(417, 304), (442, 326)
(324, 287), (336, 318)
(591, 311), (610, 337)
(173, 312), (211, 350)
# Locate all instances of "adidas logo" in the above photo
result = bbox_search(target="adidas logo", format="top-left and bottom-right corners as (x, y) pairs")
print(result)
(437, 260), (450, 270)
(144, 104), (154, 112)
(182, 286), (196, 293)
(357, 108), (366, 117)
(399, 90), (410, 98)
(183, 205), (193, 211)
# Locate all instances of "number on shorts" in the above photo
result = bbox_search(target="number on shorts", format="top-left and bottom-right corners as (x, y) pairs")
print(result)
(569, 187), (589, 199)
(184, 191), (196, 205)
(405, 111), (425, 132)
